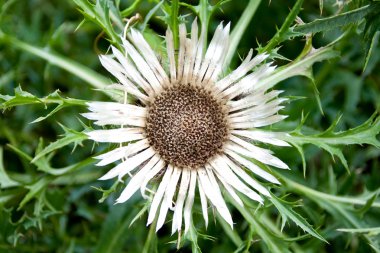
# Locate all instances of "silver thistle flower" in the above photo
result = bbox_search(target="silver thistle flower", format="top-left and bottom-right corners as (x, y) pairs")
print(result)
(83, 20), (290, 234)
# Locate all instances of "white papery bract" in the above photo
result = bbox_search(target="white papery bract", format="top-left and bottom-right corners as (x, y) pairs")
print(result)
(83, 20), (290, 234)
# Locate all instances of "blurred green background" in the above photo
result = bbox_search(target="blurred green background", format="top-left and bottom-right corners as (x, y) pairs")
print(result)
(0, 0), (380, 252)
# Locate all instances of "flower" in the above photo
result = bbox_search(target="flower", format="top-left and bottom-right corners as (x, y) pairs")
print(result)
(83, 20), (290, 234)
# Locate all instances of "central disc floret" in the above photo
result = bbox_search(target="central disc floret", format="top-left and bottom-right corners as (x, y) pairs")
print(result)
(146, 85), (229, 169)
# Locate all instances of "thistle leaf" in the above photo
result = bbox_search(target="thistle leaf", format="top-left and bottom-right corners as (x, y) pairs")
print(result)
(257, 45), (339, 91)
(280, 113), (380, 171)
(31, 124), (87, 163)
(0, 147), (20, 188)
(292, 4), (378, 35)
(0, 87), (86, 122)
(270, 195), (327, 242)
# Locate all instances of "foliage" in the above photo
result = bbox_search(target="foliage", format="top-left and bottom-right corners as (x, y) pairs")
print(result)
(0, 0), (379, 252)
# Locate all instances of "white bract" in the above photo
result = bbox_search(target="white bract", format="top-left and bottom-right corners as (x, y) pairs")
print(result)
(83, 20), (290, 234)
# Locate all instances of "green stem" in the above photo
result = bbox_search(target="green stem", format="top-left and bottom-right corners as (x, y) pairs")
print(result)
(280, 175), (380, 208)
(199, 0), (209, 52)
(224, 0), (262, 70)
(261, 0), (304, 53)
(337, 227), (380, 233)
(171, 0), (179, 49)
(142, 217), (158, 253)
(121, 0), (142, 17)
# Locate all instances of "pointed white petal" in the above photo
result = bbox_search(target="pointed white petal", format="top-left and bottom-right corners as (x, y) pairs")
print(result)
(147, 165), (173, 226)
(182, 38), (193, 85)
(184, 169), (197, 233)
(83, 102), (147, 126)
(228, 90), (284, 112)
(98, 54), (125, 80)
(122, 139), (150, 158)
(198, 168), (233, 228)
(102, 83), (149, 103)
(231, 114), (288, 128)
(109, 46), (131, 74)
(130, 29), (169, 85)
(222, 155), (270, 197)
(140, 158), (166, 198)
(121, 37), (161, 93)
(87, 102), (146, 115)
(116, 154), (160, 203)
(177, 24), (187, 81)
(117, 147), (156, 180)
(84, 114), (145, 127)
(231, 130), (290, 147)
(229, 107), (285, 124)
(99, 54), (150, 100)
(217, 52), (268, 91)
(221, 64), (276, 99)
(216, 174), (243, 206)
(166, 28), (177, 82)
(230, 98), (286, 118)
(210, 158), (263, 204)
(156, 166), (181, 231)
(229, 98), (287, 119)
(204, 22), (225, 62)
(110, 46), (152, 93)
(186, 18), (199, 82)
(191, 24), (205, 84)
(99, 147), (154, 180)
(111, 46), (153, 95)
(98, 161), (127, 181)
(203, 23), (230, 82)
(225, 148), (280, 184)
(215, 163), (244, 206)
(87, 128), (144, 143)
(228, 137), (289, 169)
(225, 64), (275, 93)
(197, 23), (224, 83)
(172, 168), (190, 234)
(205, 167), (233, 228)
(198, 178), (208, 228)
(83, 112), (140, 122)
(94, 146), (129, 166)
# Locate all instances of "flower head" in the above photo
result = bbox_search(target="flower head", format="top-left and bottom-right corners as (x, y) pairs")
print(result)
(83, 20), (290, 234)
